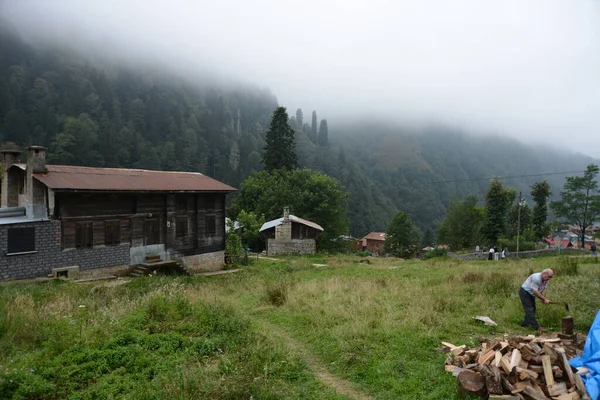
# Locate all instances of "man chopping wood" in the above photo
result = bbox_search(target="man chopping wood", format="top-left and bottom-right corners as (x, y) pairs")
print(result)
(519, 268), (554, 333)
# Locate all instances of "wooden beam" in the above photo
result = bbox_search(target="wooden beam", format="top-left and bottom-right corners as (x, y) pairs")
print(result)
(542, 355), (555, 386)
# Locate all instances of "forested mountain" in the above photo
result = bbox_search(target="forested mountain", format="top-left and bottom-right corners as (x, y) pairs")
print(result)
(1, 29), (597, 238)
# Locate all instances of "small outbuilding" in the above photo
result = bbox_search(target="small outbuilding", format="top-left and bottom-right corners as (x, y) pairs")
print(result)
(259, 207), (323, 256)
(362, 232), (386, 255)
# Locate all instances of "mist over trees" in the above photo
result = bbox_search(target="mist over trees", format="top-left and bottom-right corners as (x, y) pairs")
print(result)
(1, 29), (599, 239)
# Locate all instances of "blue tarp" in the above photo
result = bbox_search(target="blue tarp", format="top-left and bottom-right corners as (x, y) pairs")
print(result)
(570, 310), (600, 400)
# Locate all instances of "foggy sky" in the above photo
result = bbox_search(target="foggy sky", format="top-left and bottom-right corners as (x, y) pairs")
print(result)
(2, 0), (600, 157)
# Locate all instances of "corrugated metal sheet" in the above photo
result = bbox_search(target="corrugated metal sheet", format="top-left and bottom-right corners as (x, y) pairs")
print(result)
(363, 232), (386, 241)
(259, 215), (324, 232)
(14, 164), (237, 192)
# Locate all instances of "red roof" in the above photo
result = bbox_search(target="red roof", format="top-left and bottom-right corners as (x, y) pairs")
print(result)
(363, 232), (386, 241)
(13, 164), (236, 192)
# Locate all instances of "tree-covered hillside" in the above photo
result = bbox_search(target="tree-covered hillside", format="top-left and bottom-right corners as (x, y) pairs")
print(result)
(1, 29), (597, 238)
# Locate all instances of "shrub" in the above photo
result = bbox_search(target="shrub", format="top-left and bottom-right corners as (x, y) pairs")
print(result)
(422, 247), (448, 260)
(462, 271), (485, 283)
(265, 283), (288, 306)
(483, 272), (513, 296)
(554, 256), (579, 276)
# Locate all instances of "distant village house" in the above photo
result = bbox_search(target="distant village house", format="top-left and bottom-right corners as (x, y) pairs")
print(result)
(362, 232), (386, 255)
(259, 207), (323, 256)
(0, 146), (236, 280)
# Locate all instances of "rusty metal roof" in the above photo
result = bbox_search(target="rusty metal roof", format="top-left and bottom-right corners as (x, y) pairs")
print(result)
(363, 232), (386, 241)
(13, 164), (236, 192)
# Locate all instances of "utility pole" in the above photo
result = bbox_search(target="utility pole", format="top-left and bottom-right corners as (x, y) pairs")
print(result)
(516, 192), (526, 258)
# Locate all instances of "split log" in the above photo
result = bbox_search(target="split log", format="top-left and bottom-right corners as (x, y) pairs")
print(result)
(542, 355), (555, 385)
(510, 349), (522, 371)
(457, 369), (487, 398)
(523, 386), (551, 400)
(480, 364), (503, 395)
(547, 382), (568, 397)
(574, 375), (591, 400)
(555, 347), (575, 386)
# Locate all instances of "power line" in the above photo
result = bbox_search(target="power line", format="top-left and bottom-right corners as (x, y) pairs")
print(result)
(425, 170), (586, 185)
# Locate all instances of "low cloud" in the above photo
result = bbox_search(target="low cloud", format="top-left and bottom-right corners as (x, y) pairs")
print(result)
(2, 0), (600, 156)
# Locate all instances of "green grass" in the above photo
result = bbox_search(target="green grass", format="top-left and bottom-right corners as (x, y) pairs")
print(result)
(1, 254), (599, 399)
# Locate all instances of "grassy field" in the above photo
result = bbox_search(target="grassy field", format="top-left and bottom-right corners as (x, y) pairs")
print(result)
(1, 254), (599, 399)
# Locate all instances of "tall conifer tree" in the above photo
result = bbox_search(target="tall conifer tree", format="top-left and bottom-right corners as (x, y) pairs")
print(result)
(262, 107), (298, 171)
(310, 110), (318, 143)
(318, 119), (328, 146)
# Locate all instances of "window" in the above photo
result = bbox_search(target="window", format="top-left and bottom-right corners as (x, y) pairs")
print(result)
(176, 217), (188, 239)
(205, 215), (216, 236)
(176, 195), (187, 213)
(104, 220), (121, 246)
(7, 227), (35, 254)
(205, 194), (215, 210)
(75, 221), (93, 248)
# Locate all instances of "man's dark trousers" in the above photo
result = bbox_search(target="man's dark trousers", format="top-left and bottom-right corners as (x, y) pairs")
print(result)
(519, 287), (540, 329)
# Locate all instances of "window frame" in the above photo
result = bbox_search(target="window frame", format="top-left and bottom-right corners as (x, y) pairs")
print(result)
(205, 215), (216, 236)
(175, 216), (188, 239)
(75, 221), (94, 249)
(104, 219), (121, 246)
(7, 227), (36, 255)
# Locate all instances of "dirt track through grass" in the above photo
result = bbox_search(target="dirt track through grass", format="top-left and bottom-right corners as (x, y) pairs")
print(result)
(256, 319), (373, 400)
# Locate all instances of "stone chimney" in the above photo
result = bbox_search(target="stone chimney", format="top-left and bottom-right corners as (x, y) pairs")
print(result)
(27, 146), (47, 173)
(1, 148), (22, 207)
(283, 206), (290, 221)
(25, 146), (48, 217)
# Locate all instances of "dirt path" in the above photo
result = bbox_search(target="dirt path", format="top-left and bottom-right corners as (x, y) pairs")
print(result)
(256, 319), (373, 400)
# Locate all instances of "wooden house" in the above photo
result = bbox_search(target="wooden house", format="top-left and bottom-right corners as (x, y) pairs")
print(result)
(0, 146), (236, 280)
(363, 232), (386, 255)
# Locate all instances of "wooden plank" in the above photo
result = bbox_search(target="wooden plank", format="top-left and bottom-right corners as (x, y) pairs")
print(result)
(530, 342), (543, 354)
(559, 352), (575, 386)
(478, 349), (496, 365)
(542, 355), (555, 386)
(548, 382), (568, 397)
(515, 366), (539, 380)
(510, 349), (522, 371)
(501, 354), (513, 374)
(574, 375), (591, 400)
(493, 351), (503, 367)
(523, 386), (551, 400)
(451, 345), (466, 356)
(512, 380), (532, 394)
(445, 364), (456, 373)
(441, 341), (457, 349)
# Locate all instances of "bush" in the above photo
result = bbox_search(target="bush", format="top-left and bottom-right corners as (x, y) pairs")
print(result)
(422, 247), (448, 260)
(497, 238), (537, 252)
(554, 256), (579, 276)
(265, 282), (288, 306)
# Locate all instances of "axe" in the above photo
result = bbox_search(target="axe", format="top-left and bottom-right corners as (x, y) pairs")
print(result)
(549, 301), (570, 313)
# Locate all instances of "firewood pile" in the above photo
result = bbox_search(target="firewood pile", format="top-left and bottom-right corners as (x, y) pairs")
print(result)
(441, 333), (591, 399)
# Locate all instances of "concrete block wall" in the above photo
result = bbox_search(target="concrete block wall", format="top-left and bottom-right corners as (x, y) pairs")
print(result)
(267, 238), (316, 256)
(0, 220), (130, 280)
(181, 250), (225, 273)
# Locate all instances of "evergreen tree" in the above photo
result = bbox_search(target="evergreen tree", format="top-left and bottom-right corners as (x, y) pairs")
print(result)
(310, 110), (318, 143)
(295, 108), (303, 127)
(481, 179), (516, 245)
(262, 106), (298, 171)
(384, 211), (421, 258)
(530, 180), (551, 240)
(550, 164), (600, 248)
(437, 196), (484, 250)
(318, 119), (328, 146)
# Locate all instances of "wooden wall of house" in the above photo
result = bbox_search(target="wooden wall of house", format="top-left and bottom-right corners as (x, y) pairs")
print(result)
(56, 192), (226, 253)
